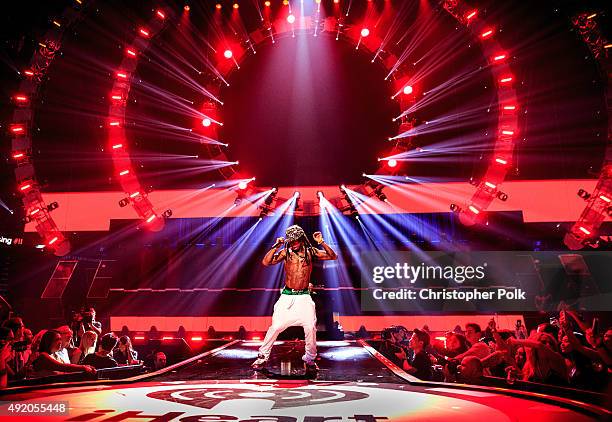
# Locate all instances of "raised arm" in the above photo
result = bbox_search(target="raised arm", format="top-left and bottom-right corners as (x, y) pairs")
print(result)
(312, 231), (338, 261)
(262, 237), (287, 266)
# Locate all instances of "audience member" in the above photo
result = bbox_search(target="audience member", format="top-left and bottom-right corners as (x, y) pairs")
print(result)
(82, 333), (119, 369)
(401, 328), (432, 381)
(113, 335), (139, 365)
(153, 352), (167, 370)
(53, 326), (74, 364)
(31, 330), (95, 377)
(71, 331), (98, 365)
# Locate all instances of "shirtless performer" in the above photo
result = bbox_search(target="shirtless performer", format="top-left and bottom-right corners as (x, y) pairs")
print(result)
(252, 224), (338, 371)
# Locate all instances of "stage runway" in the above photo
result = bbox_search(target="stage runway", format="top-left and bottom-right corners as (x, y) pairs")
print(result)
(0, 340), (608, 421)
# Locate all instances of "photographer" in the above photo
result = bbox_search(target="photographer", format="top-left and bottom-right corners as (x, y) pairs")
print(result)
(401, 329), (433, 381)
(69, 306), (102, 346)
(379, 327), (410, 367)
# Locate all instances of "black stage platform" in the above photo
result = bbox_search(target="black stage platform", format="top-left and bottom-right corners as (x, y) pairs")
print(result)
(0, 340), (609, 421)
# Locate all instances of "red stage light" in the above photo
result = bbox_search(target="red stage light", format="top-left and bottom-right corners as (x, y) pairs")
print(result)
(139, 28), (150, 37)
(19, 183), (32, 191)
(146, 215), (157, 223)
(126, 48), (137, 57)
(388, 159), (398, 168)
(252, 336), (261, 340)
(156, 10), (166, 19)
(134, 335), (145, 340)
(361, 28), (370, 37)
(130, 192), (140, 198)
(499, 76), (513, 84)
(465, 10), (477, 21)
(224, 49), (233, 59)
(484, 181), (497, 189)
(30, 208), (41, 216)
(503, 105), (516, 111)
(202, 118), (212, 127)
(403, 85), (413, 95)
(468, 205), (480, 214)
(501, 130), (514, 136)
(119, 169), (130, 176)
(48, 236), (59, 245)
(233, 3), (239, 9)
(23, 69), (34, 77)
(116, 71), (128, 79)
(162, 336), (174, 340)
(495, 157), (508, 165)
(111, 94), (123, 101)
(238, 181), (248, 190)
(480, 28), (494, 39)
(492, 53), (506, 62)
(216, 3), (222, 10)
(334, 0), (340, 3)
(191, 336), (203, 341)
(184, 5), (190, 12)
(264, 1), (271, 6)
(599, 194), (611, 203)
(14, 94), (28, 103)
(112, 143), (123, 149)
(109, 121), (121, 127)
(578, 226), (591, 235)
(10, 124), (25, 134)
(287, 14), (296, 24)
(12, 152), (25, 159)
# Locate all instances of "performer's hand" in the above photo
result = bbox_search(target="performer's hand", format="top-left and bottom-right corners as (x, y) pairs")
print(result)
(313, 231), (324, 244)
(274, 237), (285, 247)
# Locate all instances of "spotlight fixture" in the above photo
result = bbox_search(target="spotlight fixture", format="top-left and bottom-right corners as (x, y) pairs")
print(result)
(496, 191), (508, 201)
(224, 49), (233, 59)
(450, 204), (461, 213)
(293, 191), (300, 199)
(202, 118), (212, 127)
(387, 159), (397, 168)
(162, 209), (173, 219)
(184, 5), (190, 12)
(233, 3), (239, 9)
(577, 189), (591, 200)
(287, 14), (296, 24)
(317, 191), (324, 198)
(264, 1), (271, 6)
(238, 181), (248, 190)
(361, 28), (370, 37)
(118, 198), (129, 207)
(216, 3), (222, 9)
(46, 202), (59, 212)
(403, 85), (413, 95)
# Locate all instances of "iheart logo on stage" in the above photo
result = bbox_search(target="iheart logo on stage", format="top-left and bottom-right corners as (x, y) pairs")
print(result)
(147, 387), (369, 409)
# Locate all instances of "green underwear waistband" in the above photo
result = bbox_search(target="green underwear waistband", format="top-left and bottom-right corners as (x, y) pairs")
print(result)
(281, 286), (310, 295)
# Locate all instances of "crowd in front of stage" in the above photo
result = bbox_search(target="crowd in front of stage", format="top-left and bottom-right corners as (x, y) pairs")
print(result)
(378, 311), (611, 392)
(0, 306), (167, 388)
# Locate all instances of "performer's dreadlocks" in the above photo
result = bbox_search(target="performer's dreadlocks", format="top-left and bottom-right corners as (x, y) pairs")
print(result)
(284, 225), (316, 265)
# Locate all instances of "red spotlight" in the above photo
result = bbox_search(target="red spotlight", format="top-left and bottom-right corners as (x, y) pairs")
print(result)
(12, 152), (25, 159)
(13, 94), (29, 104)
(264, 1), (271, 6)
(361, 28), (370, 37)
(23, 69), (35, 77)
(578, 226), (591, 235)
(283, 0), (289, 5)
(146, 215), (157, 223)
(10, 124), (25, 134)
(48, 236), (59, 245)
(492, 53), (506, 62)
(116, 71), (128, 79)
(109, 121), (121, 127)
(191, 336), (203, 341)
(19, 183), (32, 192)
(156, 10), (166, 19)
(184, 5), (190, 12)
(465, 10), (477, 21)
(233, 3), (239, 9)
(216, 3), (222, 9)
(499, 76), (513, 84)
(139, 28), (150, 38)
(387, 159), (397, 168)
(126, 48), (137, 57)
(119, 169), (130, 176)
(468, 205), (480, 215)
(495, 157), (508, 165)
(238, 181), (248, 190)
(202, 118), (212, 127)
(112, 143), (123, 149)
(224, 49), (233, 59)
(403, 85), (413, 95)
(480, 28), (494, 39)
(287, 14), (296, 24)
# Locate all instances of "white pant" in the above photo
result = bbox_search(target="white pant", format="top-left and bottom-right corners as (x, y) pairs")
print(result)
(258, 293), (317, 362)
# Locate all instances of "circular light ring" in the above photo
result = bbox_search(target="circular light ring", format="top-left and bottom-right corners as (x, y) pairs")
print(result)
(441, 1), (519, 226)
(106, 9), (175, 231)
(9, 3), (88, 256)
